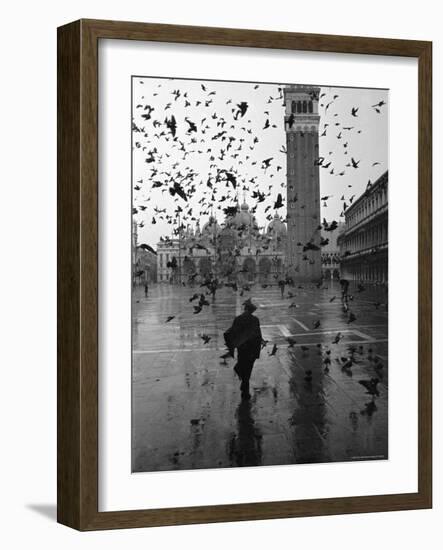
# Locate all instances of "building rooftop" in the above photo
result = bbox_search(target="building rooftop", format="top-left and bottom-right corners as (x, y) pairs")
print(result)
(344, 170), (388, 217)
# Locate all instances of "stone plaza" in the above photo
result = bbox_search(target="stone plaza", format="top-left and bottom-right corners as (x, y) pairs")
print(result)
(132, 281), (388, 472)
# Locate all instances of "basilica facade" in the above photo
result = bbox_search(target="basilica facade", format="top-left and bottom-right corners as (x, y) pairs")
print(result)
(156, 199), (287, 284)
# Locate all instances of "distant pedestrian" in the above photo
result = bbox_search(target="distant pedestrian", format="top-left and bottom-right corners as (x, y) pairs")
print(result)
(209, 278), (218, 301)
(224, 299), (262, 400)
(340, 278), (349, 304)
(144, 282), (149, 297)
(278, 279), (286, 298)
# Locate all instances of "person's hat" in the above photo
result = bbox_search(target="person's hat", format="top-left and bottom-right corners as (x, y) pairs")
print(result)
(243, 298), (257, 312)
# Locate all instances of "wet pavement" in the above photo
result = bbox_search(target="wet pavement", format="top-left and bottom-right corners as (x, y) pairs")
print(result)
(132, 281), (388, 472)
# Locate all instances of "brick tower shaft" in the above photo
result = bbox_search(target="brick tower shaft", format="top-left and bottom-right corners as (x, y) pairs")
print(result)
(284, 85), (321, 282)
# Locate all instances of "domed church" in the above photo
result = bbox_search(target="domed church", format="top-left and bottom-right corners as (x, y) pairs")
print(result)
(157, 197), (287, 284)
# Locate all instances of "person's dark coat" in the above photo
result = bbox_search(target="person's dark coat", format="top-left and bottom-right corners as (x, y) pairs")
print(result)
(224, 312), (262, 360)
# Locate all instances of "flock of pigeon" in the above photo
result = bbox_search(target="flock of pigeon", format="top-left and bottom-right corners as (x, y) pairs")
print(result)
(132, 78), (387, 240)
(132, 77), (387, 409)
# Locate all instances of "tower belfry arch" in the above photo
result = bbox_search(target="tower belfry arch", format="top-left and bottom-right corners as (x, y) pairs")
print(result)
(284, 85), (322, 281)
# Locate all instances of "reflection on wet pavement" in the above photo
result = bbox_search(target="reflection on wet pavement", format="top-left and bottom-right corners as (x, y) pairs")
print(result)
(132, 282), (388, 472)
(229, 400), (262, 467)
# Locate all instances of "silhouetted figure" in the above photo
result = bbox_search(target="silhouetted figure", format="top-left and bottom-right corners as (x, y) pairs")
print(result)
(278, 279), (286, 298)
(209, 278), (218, 301)
(340, 278), (349, 304)
(224, 299), (262, 400)
(144, 282), (149, 297)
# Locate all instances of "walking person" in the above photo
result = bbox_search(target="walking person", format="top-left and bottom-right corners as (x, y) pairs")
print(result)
(224, 299), (262, 400)
(339, 278), (350, 308)
(278, 278), (286, 299)
(209, 277), (218, 302)
(144, 282), (149, 297)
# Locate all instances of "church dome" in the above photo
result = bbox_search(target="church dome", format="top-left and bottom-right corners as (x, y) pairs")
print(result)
(226, 200), (255, 228)
(267, 212), (287, 237)
(201, 215), (219, 235)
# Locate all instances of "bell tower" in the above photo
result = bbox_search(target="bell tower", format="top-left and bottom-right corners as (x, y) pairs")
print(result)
(284, 85), (321, 281)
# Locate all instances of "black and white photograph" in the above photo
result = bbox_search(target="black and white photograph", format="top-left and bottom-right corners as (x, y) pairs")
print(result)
(131, 76), (389, 473)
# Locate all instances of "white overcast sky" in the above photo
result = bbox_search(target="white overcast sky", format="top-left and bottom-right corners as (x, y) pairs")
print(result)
(132, 77), (388, 248)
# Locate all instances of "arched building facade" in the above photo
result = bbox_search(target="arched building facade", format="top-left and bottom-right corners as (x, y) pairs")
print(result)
(321, 223), (344, 281)
(337, 171), (388, 283)
(156, 199), (287, 284)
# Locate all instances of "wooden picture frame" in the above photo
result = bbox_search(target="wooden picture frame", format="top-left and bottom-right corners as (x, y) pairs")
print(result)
(57, 18), (432, 530)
